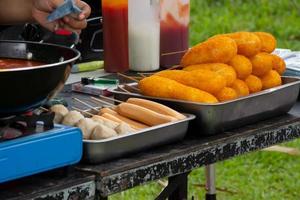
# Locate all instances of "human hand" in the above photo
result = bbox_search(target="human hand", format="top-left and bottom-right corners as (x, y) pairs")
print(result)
(32, 0), (91, 33)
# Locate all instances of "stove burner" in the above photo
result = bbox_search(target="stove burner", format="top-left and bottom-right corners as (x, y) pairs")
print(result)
(0, 112), (55, 142)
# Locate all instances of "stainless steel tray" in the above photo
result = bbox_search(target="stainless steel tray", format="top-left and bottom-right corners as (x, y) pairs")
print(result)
(82, 114), (195, 164)
(110, 77), (300, 135)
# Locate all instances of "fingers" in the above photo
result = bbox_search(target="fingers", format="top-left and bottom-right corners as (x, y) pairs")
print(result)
(57, 21), (82, 34)
(75, 0), (91, 20)
(63, 16), (87, 30)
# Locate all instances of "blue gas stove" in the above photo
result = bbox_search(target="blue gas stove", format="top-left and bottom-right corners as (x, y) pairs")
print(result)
(0, 114), (82, 183)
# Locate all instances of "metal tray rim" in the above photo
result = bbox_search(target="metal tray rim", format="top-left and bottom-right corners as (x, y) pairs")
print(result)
(109, 76), (300, 106)
(83, 113), (195, 143)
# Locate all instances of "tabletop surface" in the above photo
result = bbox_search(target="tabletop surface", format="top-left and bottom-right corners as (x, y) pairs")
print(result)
(1, 89), (300, 199)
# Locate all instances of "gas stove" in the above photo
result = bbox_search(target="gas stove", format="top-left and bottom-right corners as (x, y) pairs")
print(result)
(0, 112), (82, 183)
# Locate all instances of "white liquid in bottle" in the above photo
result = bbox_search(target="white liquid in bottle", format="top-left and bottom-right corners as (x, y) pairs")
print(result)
(128, 0), (160, 72)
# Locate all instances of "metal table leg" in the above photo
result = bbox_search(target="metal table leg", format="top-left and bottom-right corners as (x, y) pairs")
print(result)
(205, 164), (216, 200)
(155, 172), (190, 200)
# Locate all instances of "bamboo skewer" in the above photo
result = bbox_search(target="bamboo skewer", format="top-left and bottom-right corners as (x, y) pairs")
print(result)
(72, 97), (100, 112)
(117, 73), (139, 82)
(160, 50), (187, 56)
(137, 73), (147, 78)
(124, 84), (141, 93)
(118, 86), (131, 93)
(72, 106), (94, 117)
(40, 107), (50, 112)
(169, 65), (181, 70)
(99, 95), (124, 104)
(91, 97), (116, 107)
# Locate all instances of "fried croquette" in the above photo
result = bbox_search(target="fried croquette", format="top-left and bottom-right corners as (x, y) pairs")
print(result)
(254, 32), (277, 53)
(271, 54), (286, 75)
(219, 32), (262, 57)
(231, 79), (250, 97)
(215, 87), (238, 102)
(250, 52), (274, 76)
(183, 63), (237, 86)
(245, 75), (263, 93)
(180, 36), (237, 67)
(155, 69), (226, 94)
(261, 70), (282, 90)
(228, 55), (253, 79)
(139, 76), (219, 103)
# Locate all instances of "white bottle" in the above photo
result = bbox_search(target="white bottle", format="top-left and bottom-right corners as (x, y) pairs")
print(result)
(128, 0), (160, 72)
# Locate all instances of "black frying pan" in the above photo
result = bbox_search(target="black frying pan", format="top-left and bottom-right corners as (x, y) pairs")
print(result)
(0, 40), (80, 117)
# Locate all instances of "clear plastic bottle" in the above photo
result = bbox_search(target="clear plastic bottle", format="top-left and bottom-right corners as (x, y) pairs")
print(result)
(160, 0), (190, 68)
(128, 0), (160, 72)
(102, 0), (129, 72)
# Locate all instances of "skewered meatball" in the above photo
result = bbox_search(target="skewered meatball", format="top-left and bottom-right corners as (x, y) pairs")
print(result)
(115, 122), (135, 135)
(50, 104), (69, 123)
(90, 124), (118, 140)
(62, 111), (84, 126)
(76, 118), (98, 139)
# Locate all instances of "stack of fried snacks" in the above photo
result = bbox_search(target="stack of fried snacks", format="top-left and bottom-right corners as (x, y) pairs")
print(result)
(139, 31), (286, 103)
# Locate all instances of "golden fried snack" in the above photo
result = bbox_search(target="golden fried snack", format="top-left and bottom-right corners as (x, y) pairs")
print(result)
(215, 32), (262, 57)
(215, 87), (238, 102)
(271, 54), (286, 75)
(231, 79), (250, 97)
(155, 69), (226, 94)
(183, 63), (237, 86)
(245, 75), (263, 93)
(254, 32), (277, 53)
(228, 55), (252, 79)
(180, 36), (237, 67)
(261, 70), (282, 90)
(250, 52), (274, 76)
(139, 76), (218, 103)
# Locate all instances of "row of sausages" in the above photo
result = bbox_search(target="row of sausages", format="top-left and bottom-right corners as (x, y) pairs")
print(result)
(49, 98), (186, 140)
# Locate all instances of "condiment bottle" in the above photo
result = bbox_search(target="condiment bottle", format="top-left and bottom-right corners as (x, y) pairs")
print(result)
(160, 0), (190, 68)
(102, 0), (129, 72)
(128, 0), (160, 72)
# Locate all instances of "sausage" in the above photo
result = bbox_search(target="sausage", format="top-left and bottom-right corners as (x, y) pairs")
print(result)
(91, 115), (119, 129)
(100, 107), (149, 129)
(101, 113), (135, 130)
(116, 102), (177, 126)
(98, 107), (117, 115)
(127, 98), (186, 120)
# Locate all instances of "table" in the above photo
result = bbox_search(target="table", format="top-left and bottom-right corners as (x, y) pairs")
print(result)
(1, 101), (300, 200)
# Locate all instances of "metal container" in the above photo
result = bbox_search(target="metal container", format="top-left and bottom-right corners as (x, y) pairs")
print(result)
(82, 114), (195, 164)
(111, 77), (300, 135)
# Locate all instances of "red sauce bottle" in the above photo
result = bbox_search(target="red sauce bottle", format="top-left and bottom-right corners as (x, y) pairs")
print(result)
(160, 0), (190, 68)
(102, 0), (129, 72)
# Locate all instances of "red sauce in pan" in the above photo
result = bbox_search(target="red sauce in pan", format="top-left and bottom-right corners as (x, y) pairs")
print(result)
(0, 58), (45, 69)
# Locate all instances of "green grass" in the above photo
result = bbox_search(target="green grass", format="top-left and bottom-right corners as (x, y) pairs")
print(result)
(111, 1), (300, 199)
(190, 0), (300, 50)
